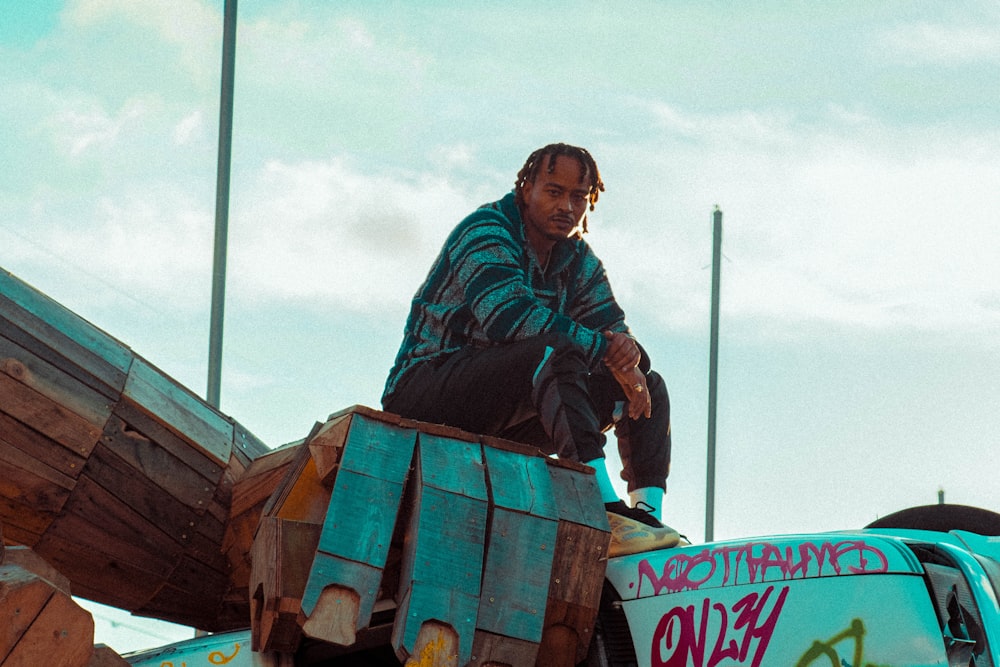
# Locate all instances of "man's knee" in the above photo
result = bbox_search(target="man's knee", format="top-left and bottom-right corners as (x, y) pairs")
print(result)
(645, 370), (670, 411)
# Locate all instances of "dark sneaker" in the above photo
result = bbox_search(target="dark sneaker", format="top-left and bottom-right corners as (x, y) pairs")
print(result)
(605, 500), (681, 557)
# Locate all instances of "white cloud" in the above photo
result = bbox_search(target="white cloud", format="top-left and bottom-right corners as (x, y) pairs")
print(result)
(173, 110), (204, 145)
(64, 0), (219, 81)
(228, 159), (474, 311)
(878, 21), (1000, 65)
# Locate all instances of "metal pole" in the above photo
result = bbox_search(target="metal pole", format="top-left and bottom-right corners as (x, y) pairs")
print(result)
(207, 0), (238, 408)
(706, 206), (723, 542)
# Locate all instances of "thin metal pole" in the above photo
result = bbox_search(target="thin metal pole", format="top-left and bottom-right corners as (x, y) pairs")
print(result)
(706, 206), (723, 542)
(207, 0), (238, 408)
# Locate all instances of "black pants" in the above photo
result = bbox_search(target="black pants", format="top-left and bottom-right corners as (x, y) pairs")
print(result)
(383, 332), (671, 492)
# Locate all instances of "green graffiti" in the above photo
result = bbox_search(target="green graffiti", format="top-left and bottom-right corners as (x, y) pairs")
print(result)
(795, 619), (891, 667)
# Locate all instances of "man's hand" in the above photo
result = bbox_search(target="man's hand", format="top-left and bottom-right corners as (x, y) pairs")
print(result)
(611, 366), (652, 420)
(602, 331), (641, 374)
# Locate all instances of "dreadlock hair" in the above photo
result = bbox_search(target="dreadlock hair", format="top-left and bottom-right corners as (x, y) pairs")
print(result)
(514, 143), (605, 233)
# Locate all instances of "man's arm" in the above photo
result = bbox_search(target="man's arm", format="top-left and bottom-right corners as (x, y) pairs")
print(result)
(451, 214), (608, 364)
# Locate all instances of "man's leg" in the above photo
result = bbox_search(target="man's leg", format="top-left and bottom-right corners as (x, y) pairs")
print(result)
(383, 333), (603, 462)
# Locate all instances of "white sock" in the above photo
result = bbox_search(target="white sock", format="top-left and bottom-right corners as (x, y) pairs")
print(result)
(584, 458), (620, 504)
(629, 487), (664, 520)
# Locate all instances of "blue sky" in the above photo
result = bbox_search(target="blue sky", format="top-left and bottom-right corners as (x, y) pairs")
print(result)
(3, 0), (1000, 653)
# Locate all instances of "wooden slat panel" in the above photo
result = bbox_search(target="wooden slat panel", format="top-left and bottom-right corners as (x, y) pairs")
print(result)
(0, 370), (102, 459)
(82, 442), (201, 547)
(0, 268), (132, 398)
(0, 410), (87, 480)
(394, 435), (488, 665)
(49, 475), (184, 577)
(99, 411), (218, 515)
(476, 507), (556, 642)
(538, 464), (609, 664)
(0, 336), (114, 429)
(250, 517), (321, 652)
(123, 357), (232, 465)
(32, 531), (158, 610)
(0, 436), (76, 530)
(416, 433), (488, 500)
(337, 413), (415, 483)
(314, 469), (404, 566)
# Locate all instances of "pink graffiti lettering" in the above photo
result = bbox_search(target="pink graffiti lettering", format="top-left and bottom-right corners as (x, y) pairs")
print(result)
(652, 584), (789, 667)
(638, 540), (889, 595)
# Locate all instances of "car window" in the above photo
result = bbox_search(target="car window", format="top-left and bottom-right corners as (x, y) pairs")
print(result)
(913, 545), (995, 667)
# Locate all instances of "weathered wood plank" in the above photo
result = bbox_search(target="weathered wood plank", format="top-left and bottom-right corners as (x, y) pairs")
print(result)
(315, 469), (404, 566)
(122, 356), (232, 465)
(0, 427), (78, 499)
(0, 409), (87, 480)
(0, 565), (95, 667)
(477, 508), (556, 643)
(32, 523), (166, 611)
(301, 553), (383, 646)
(0, 336), (114, 429)
(0, 267), (132, 398)
(250, 516), (321, 653)
(394, 434), (488, 665)
(0, 370), (102, 458)
(336, 412), (417, 483)
(475, 443), (559, 655)
(538, 464), (609, 664)
(82, 442), (202, 544)
(109, 402), (223, 508)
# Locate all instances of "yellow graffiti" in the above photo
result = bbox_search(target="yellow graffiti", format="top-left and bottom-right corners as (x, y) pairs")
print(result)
(208, 644), (241, 664)
(796, 619), (891, 667)
(407, 626), (458, 667)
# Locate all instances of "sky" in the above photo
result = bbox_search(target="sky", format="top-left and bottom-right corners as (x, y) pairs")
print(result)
(3, 0), (1000, 655)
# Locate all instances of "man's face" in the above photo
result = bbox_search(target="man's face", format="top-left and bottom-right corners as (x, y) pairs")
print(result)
(521, 155), (591, 254)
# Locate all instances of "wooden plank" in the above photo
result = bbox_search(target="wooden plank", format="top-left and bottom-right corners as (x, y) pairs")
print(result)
(250, 516), (321, 653)
(82, 442), (202, 544)
(538, 465), (610, 664)
(0, 409), (87, 480)
(0, 267), (132, 397)
(2, 573), (95, 667)
(307, 414), (351, 484)
(416, 432), (489, 499)
(477, 508), (556, 643)
(0, 370), (102, 458)
(301, 553), (383, 646)
(394, 434), (488, 665)
(315, 469), (405, 566)
(0, 562), (52, 661)
(481, 441), (558, 518)
(0, 495), (49, 546)
(107, 403), (223, 510)
(32, 531), (154, 610)
(0, 336), (114, 429)
(232, 418), (270, 460)
(475, 444), (559, 653)
(545, 462), (608, 530)
(337, 412), (417, 483)
(3, 544), (71, 594)
(0, 429), (78, 503)
(231, 444), (300, 520)
(299, 413), (417, 643)
(122, 356), (233, 465)
(272, 457), (331, 525)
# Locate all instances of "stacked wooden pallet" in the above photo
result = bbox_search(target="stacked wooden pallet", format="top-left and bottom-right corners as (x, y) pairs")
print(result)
(0, 267), (269, 631)
(249, 405), (610, 667)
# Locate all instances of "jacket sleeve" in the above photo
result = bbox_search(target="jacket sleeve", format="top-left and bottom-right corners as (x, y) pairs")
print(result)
(451, 213), (608, 365)
(566, 244), (630, 337)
